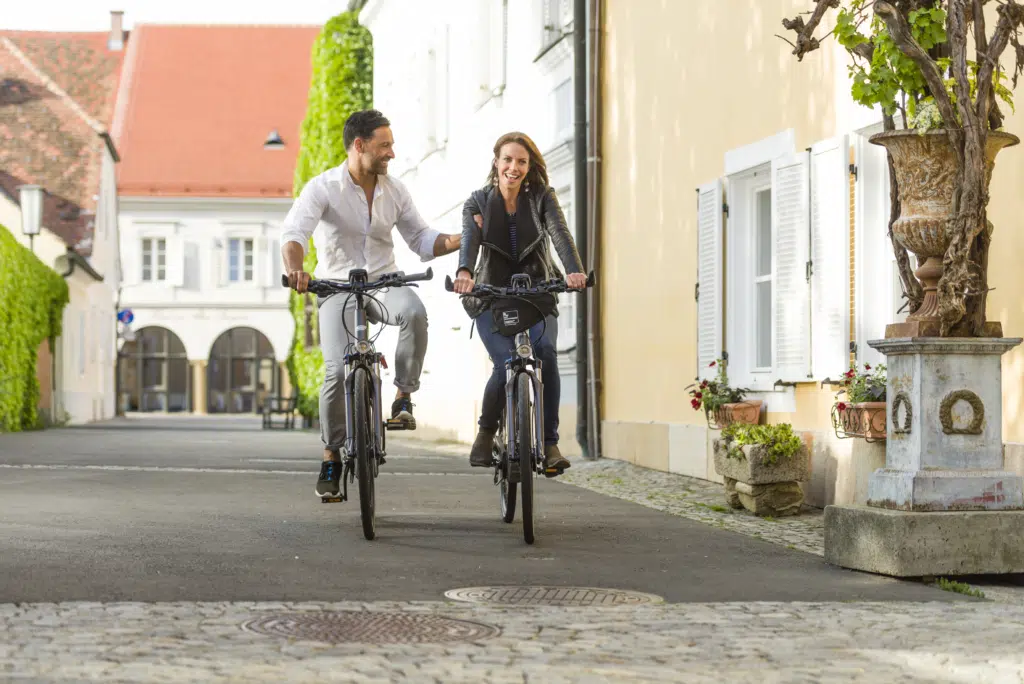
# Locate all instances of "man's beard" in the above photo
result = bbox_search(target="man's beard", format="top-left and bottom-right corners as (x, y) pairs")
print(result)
(370, 157), (389, 175)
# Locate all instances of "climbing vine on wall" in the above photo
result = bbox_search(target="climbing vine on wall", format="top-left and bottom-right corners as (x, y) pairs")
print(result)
(287, 11), (373, 420)
(0, 225), (70, 431)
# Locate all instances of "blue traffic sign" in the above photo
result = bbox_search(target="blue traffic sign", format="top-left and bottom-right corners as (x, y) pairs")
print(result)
(117, 309), (134, 325)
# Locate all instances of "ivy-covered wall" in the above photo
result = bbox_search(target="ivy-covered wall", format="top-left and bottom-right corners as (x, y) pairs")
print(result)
(0, 225), (70, 432)
(288, 11), (373, 420)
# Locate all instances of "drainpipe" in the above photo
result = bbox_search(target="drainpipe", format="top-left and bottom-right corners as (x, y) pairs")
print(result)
(573, 0), (590, 458)
(585, 0), (603, 460)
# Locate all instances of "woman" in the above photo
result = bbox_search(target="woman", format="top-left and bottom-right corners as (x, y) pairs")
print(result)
(453, 132), (587, 472)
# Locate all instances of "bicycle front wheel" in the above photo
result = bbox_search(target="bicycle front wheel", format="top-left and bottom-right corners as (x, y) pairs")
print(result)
(517, 373), (535, 545)
(353, 368), (376, 540)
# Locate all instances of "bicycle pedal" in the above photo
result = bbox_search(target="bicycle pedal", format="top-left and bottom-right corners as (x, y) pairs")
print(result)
(321, 495), (346, 503)
(385, 418), (416, 431)
(544, 467), (565, 479)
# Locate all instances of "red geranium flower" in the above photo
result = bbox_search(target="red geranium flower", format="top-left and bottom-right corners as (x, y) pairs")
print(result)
(694, 392), (703, 400)
(691, 399), (700, 409)
(837, 402), (847, 411)
(864, 364), (872, 371)
(845, 369), (856, 379)
(700, 380), (709, 389)
(709, 361), (716, 368)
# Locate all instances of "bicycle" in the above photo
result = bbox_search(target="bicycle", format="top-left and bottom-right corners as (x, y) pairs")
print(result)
(445, 271), (594, 544)
(282, 267), (433, 540)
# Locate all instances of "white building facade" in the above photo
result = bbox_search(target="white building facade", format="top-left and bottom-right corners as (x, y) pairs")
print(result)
(117, 197), (292, 414)
(360, 0), (583, 451)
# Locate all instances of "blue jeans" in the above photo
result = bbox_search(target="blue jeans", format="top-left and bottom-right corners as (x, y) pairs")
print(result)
(475, 309), (560, 446)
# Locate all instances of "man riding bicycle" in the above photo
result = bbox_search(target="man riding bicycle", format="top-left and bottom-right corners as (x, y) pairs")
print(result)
(280, 109), (461, 498)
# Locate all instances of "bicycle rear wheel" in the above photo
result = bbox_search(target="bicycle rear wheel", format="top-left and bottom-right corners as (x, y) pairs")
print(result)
(353, 368), (375, 540)
(497, 418), (516, 523)
(516, 373), (535, 545)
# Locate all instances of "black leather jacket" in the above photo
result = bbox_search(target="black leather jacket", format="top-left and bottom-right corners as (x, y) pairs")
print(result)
(457, 184), (584, 319)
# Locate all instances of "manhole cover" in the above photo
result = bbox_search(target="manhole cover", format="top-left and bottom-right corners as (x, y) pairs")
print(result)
(444, 586), (664, 606)
(241, 612), (500, 644)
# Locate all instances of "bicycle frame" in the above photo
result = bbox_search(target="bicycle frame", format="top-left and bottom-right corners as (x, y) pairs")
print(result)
(503, 331), (545, 476)
(341, 280), (385, 465)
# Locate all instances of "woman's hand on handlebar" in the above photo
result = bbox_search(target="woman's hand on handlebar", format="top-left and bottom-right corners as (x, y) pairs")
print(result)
(453, 270), (475, 294)
(566, 272), (588, 290)
(287, 270), (311, 293)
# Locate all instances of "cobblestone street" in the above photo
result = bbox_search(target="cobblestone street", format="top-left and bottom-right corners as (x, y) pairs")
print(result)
(3, 416), (1024, 682)
(5, 600), (1024, 682)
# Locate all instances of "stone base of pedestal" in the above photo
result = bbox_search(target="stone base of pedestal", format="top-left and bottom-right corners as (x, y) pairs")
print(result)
(885, 320), (1003, 338)
(825, 504), (1024, 576)
(868, 468), (1024, 511)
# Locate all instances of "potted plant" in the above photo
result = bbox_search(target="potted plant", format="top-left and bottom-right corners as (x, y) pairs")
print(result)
(782, 0), (1023, 338)
(713, 423), (810, 517)
(687, 360), (759, 429)
(833, 363), (888, 441)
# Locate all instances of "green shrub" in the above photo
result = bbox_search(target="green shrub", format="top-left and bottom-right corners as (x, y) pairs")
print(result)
(721, 423), (804, 465)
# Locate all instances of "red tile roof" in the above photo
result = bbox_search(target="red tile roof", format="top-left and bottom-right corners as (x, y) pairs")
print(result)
(112, 25), (319, 198)
(0, 31), (126, 255)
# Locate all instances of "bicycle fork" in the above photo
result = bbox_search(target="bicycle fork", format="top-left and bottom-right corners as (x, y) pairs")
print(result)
(505, 336), (545, 478)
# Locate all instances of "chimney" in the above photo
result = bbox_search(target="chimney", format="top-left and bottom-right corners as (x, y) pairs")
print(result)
(108, 11), (124, 51)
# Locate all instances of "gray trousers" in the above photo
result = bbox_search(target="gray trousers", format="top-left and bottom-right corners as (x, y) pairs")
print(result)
(318, 287), (428, 452)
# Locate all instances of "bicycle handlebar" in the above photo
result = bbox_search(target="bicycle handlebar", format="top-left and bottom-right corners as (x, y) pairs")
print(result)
(443, 270), (596, 297)
(281, 268), (433, 295)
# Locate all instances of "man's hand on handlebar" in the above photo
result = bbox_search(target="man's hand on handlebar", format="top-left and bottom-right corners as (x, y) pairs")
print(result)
(453, 269), (475, 294)
(565, 272), (587, 290)
(287, 270), (311, 293)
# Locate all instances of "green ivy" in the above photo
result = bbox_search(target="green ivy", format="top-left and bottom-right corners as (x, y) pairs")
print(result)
(287, 11), (373, 420)
(720, 423), (804, 465)
(0, 225), (70, 432)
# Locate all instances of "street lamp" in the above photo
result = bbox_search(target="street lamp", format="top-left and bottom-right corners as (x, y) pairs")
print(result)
(19, 184), (42, 252)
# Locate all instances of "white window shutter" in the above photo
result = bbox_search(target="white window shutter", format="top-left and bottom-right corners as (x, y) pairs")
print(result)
(697, 180), (724, 381)
(122, 236), (141, 286)
(810, 136), (850, 380)
(266, 237), (281, 288)
(771, 152), (811, 383)
(167, 234), (185, 287)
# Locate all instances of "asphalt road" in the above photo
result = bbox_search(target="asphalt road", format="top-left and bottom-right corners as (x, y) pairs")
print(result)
(0, 416), (956, 604)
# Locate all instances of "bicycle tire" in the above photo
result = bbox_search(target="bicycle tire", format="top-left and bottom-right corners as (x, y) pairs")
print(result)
(517, 373), (535, 544)
(353, 368), (375, 540)
(497, 419), (516, 523)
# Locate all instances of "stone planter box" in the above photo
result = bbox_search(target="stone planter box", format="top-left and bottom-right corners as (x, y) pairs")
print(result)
(712, 400), (762, 429)
(713, 440), (809, 517)
(834, 402), (887, 441)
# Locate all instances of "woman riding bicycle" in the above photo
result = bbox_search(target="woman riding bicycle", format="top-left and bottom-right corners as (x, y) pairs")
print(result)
(453, 131), (587, 472)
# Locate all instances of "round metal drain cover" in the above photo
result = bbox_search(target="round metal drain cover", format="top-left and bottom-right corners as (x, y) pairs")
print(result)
(444, 586), (664, 607)
(241, 612), (500, 644)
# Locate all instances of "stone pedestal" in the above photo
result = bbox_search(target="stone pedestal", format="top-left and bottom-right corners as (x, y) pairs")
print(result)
(865, 337), (1023, 511)
(825, 336), (1024, 577)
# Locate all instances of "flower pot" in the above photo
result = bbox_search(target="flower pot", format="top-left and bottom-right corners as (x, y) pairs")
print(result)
(712, 400), (762, 429)
(713, 440), (809, 517)
(837, 402), (887, 441)
(869, 129), (1018, 337)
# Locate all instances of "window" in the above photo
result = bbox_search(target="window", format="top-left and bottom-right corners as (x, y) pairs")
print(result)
(754, 188), (773, 370)
(228, 238), (254, 282)
(552, 79), (572, 142)
(700, 132), (849, 389)
(141, 238), (166, 282)
(541, 0), (570, 50)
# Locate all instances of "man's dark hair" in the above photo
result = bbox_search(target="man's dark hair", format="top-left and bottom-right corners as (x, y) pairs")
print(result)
(343, 109), (391, 150)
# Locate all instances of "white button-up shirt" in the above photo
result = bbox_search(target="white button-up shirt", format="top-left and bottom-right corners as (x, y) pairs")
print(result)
(280, 162), (440, 280)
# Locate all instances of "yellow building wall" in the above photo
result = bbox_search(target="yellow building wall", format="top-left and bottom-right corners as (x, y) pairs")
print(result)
(598, 0), (1024, 496)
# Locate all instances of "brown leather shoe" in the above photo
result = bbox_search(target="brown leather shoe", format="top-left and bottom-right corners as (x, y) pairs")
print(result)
(543, 444), (571, 472)
(470, 429), (496, 467)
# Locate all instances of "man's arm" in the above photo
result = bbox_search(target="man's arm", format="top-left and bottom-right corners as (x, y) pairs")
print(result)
(280, 175), (328, 292)
(395, 184), (458, 261)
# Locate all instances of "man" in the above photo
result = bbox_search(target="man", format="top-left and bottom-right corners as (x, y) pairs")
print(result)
(281, 109), (460, 497)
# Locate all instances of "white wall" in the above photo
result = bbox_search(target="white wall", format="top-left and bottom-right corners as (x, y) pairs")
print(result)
(118, 196), (294, 363)
(361, 0), (582, 447)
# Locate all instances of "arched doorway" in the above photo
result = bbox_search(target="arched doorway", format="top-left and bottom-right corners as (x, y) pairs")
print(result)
(118, 327), (190, 412)
(207, 327), (279, 414)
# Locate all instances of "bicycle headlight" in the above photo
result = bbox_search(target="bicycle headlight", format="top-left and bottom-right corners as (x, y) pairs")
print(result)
(516, 342), (532, 359)
(355, 340), (372, 354)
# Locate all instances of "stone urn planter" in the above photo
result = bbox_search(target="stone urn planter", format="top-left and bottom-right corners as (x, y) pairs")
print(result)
(713, 437), (809, 517)
(712, 400), (762, 429)
(834, 402), (886, 441)
(869, 129), (1019, 338)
